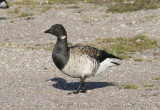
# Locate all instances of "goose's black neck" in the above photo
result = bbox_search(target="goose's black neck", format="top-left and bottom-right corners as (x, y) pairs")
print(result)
(57, 37), (68, 48)
(52, 37), (70, 70)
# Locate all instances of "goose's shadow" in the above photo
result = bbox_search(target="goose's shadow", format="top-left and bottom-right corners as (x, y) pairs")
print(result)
(50, 78), (117, 91)
(0, 17), (7, 20)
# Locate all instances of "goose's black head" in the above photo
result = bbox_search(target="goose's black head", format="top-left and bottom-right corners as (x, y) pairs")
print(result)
(44, 24), (67, 38)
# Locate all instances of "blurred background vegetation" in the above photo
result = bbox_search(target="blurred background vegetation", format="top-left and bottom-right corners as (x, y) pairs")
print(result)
(7, 0), (160, 13)
(5, 0), (159, 59)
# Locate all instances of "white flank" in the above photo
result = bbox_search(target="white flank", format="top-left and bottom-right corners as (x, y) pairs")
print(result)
(61, 50), (118, 78)
(62, 54), (99, 78)
(94, 58), (116, 76)
(0, 1), (7, 8)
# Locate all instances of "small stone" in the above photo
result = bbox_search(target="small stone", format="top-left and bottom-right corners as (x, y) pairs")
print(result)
(120, 24), (126, 28)
(136, 39), (141, 43)
(155, 48), (160, 54)
(132, 21), (136, 24)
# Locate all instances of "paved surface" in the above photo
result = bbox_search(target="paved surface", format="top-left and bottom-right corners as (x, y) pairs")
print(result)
(0, 1), (160, 110)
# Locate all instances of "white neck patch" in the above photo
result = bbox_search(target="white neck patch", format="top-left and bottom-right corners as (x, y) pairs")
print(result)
(60, 36), (66, 39)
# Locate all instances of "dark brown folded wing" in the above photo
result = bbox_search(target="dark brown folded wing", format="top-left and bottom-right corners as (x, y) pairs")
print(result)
(69, 45), (121, 63)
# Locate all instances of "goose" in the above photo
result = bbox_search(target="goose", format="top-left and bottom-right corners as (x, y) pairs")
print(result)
(0, 0), (9, 9)
(44, 24), (122, 94)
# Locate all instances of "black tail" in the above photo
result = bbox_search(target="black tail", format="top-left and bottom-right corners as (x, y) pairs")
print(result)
(111, 62), (120, 65)
(99, 51), (122, 62)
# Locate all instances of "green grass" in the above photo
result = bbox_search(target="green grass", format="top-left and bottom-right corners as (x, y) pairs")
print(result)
(12, 0), (39, 5)
(26, 16), (34, 20)
(67, 6), (80, 8)
(105, 14), (110, 17)
(0, 43), (5, 47)
(10, 21), (14, 23)
(154, 57), (160, 60)
(7, 7), (20, 14)
(146, 59), (152, 62)
(47, 0), (107, 4)
(47, 0), (78, 4)
(21, 42), (74, 50)
(144, 15), (156, 21)
(13, 35), (158, 60)
(18, 13), (33, 18)
(95, 34), (158, 59)
(153, 76), (160, 80)
(4, 34), (158, 61)
(145, 88), (152, 91)
(108, 0), (160, 13)
(119, 82), (138, 89)
(39, 6), (52, 13)
(144, 84), (155, 87)
(7, 0), (52, 16)
(133, 58), (152, 62)
(21, 43), (55, 50)
(134, 58), (144, 62)
(7, 0), (160, 17)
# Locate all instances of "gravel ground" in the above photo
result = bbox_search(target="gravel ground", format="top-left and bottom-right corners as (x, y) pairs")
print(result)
(0, 2), (160, 110)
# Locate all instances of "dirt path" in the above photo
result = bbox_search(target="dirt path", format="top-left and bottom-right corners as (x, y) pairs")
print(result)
(0, 2), (160, 110)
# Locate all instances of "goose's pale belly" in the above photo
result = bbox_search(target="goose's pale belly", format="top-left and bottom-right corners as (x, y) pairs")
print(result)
(61, 55), (99, 78)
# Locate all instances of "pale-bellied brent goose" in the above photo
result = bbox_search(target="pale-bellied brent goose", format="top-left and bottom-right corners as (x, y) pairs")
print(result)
(0, 0), (9, 9)
(44, 24), (122, 94)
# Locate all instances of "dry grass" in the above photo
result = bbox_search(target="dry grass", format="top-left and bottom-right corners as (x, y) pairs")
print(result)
(94, 34), (158, 59)
(7, 0), (52, 19)
(3, 35), (157, 60)
(108, 0), (160, 13)
(47, 0), (108, 4)
(17, 13), (33, 18)
(7, 0), (160, 18)
(144, 84), (155, 87)
(10, 0), (39, 6)
(0, 43), (5, 47)
(153, 76), (160, 80)
(7, 7), (20, 14)
(119, 82), (138, 89)
(20, 43), (55, 51)
(134, 58), (144, 62)
(47, 0), (78, 4)
(39, 6), (52, 13)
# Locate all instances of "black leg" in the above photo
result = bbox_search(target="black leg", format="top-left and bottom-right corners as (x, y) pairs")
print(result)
(74, 78), (84, 94)
(81, 80), (87, 93)
(68, 77), (86, 95)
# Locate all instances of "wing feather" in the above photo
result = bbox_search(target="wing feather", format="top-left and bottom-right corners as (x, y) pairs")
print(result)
(69, 45), (121, 63)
